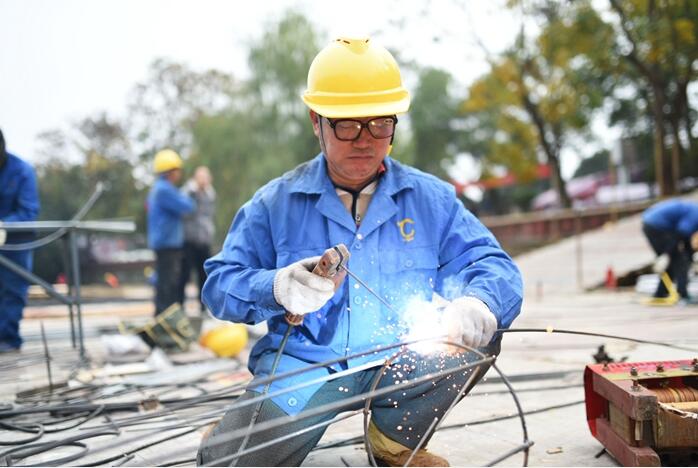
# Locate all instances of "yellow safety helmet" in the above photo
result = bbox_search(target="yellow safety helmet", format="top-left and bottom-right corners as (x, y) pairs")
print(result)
(302, 37), (410, 118)
(199, 323), (249, 358)
(153, 149), (183, 174)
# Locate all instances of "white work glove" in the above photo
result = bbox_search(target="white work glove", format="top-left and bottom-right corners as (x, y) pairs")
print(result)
(0, 222), (6, 246)
(273, 256), (335, 316)
(442, 296), (498, 349)
(652, 253), (670, 274)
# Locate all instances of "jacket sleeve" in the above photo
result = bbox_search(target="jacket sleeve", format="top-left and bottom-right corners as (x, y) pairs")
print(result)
(158, 184), (195, 215)
(436, 198), (523, 328)
(677, 205), (698, 238)
(2, 166), (40, 222)
(201, 198), (285, 324)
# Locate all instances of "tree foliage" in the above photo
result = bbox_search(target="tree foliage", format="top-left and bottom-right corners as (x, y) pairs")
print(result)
(461, 1), (615, 208)
(408, 67), (459, 179)
(187, 11), (323, 234)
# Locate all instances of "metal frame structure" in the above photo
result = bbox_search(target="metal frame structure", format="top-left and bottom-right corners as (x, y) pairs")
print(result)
(0, 219), (135, 364)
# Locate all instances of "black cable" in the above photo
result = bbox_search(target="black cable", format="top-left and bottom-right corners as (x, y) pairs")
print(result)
(157, 457), (197, 467)
(81, 424), (204, 467)
(44, 405), (104, 433)
(0, 421), (45, 445)
(12, 441), (89, 467)
(438, 399), (585, 431)
(0, 429), (118, 465)
(499, 327), (698, 353)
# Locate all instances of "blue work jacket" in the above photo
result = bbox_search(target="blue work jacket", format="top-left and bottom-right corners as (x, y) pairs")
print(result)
(147, 177), (195, 250)
(203, 154), (523, 414)
(643, 200), (698, 239)
(0, 152), (40, 243)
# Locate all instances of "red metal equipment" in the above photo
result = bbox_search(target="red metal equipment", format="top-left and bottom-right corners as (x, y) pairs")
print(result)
(585, 359), (698, 466)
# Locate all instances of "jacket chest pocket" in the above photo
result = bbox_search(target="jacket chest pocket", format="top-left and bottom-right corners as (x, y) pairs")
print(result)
(377, 245), (439, 318)
(379, 245), (439, 274)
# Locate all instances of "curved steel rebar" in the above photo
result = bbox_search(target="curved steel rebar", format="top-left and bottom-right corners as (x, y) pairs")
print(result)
(2, 326), (693, 467)
(0, 182), (104, 252)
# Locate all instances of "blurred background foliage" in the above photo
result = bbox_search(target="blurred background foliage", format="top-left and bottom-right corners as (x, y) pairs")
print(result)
(31, 1), (697, 276)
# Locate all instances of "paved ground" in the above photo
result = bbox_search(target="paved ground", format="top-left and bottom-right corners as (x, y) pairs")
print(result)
(2, 203), (697, 466)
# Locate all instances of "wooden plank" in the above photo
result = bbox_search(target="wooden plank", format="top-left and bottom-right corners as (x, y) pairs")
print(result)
(609, 402), (635, 446)
(654, 406), (698, 448)
(593, 373), (657, 420)
(596, 418), (661, 467)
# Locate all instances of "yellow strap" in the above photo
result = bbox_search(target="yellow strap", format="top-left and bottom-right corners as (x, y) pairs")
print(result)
(368, 420), (410, 457)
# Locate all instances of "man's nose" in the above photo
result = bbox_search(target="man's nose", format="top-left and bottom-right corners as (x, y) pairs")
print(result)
(352, 127), (373, 147)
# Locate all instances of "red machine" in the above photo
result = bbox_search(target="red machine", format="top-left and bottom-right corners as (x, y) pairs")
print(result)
(585, 359), (698, 466)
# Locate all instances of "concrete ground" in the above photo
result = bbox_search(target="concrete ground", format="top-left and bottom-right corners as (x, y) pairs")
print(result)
(2, 203), (697, 466)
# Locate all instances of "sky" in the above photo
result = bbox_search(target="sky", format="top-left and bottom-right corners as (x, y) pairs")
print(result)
(0, 0), (592, 182)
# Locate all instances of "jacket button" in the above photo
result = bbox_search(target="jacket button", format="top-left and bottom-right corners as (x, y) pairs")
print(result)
(356, 233), (363, 240)
(353, 296), (361, 305)
(404, 259), (414, 268)
(288, 397), (297, 407)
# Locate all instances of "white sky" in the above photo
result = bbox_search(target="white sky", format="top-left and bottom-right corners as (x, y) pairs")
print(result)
(0, 0), (594, 179)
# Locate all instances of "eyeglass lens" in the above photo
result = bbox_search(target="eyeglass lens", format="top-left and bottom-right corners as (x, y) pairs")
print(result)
(332, 117), (396, 141)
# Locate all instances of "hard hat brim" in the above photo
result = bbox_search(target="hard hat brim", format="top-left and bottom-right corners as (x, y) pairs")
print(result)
(302, 93), (410, 119)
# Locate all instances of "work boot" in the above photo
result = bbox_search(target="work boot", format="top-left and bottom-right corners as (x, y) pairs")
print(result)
(0, 342), (20, 354)
(368, 420), (449, 467)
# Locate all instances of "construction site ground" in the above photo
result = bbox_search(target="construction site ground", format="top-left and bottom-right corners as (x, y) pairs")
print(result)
(2, 205), (697, 467)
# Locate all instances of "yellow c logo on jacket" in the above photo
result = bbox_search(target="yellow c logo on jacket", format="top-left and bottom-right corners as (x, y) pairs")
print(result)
(397, 218), (415, 242)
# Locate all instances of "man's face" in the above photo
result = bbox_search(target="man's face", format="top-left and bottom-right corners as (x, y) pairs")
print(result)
(194, 166), (212, 189)
(166, 168), (183, 184)
(310, 111), (393, 189)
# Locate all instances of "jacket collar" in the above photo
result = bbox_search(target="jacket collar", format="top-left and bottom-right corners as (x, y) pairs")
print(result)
(289, 153), (414, 197)
(289, 153), (415, 235)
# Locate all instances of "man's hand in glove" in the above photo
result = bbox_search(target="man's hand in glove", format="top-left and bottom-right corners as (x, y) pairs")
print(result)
(273, 256), (335, 316)
(0, 221), (6, 246)
(442, 296), (498, 349)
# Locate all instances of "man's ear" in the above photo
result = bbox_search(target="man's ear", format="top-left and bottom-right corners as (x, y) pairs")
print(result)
(309, 110), (320, 137)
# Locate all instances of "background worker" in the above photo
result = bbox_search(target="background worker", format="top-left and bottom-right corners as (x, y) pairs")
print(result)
(197, 38), (522, 467)
(0, 129), (40, 352)
(642, 199), (698, 302)
(178, 166), (216, 313)
(147, 149), (195, 315)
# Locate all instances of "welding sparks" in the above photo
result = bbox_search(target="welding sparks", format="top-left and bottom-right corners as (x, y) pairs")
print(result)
(400, 297), (452, 355)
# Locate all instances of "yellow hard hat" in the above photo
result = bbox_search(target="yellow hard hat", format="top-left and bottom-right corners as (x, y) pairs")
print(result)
(302, 37), (410, 118)
(153, 149), (183, 174)
(199, 323), (248, 358)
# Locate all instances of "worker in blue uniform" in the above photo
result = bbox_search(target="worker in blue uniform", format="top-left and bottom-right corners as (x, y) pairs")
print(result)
(0, 129), (40, 352)
(197, 38), (523, 467)
(147, 149), (195, 315)
(642, 199), (698, 301)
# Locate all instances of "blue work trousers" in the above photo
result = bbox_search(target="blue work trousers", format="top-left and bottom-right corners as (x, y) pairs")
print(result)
(197, 338), (500, 466)
(0, 249), (32, 348)
(643, 223), (692, 298)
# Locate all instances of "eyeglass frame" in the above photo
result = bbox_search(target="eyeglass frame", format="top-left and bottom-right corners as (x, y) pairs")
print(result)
(322, 115), (398, 142)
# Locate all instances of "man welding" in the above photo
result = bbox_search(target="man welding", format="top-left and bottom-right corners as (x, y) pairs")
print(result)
(197, 38), (523, 466)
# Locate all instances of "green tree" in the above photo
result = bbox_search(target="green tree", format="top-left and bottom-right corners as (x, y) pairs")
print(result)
(603, 0), (697, 194)
(461, 1), (613, 209)
(409, 67), (459, 179)
(189, 11), (323, 244)
(127, 58), (236, 165)
(515, 0), (698, 195)
(32, 116), (146, 282)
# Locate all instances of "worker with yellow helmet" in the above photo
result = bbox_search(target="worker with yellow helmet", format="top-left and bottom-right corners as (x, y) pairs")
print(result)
(197, 38), (522, 466)
(147, 149), (195, 315)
